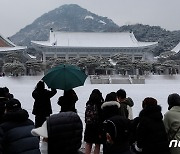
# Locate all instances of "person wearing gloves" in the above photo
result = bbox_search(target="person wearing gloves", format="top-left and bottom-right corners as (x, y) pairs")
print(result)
(31, 111), (83, 154)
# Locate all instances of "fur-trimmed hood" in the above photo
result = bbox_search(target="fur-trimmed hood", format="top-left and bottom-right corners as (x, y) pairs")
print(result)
(101, 101), (120, 109)
(101, 101), (120, 120)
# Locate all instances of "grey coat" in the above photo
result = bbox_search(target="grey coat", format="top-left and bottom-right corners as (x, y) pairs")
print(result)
(164, 106), (180, 154)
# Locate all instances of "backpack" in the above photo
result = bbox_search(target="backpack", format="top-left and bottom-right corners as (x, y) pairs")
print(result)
(85, 104), (99, 124)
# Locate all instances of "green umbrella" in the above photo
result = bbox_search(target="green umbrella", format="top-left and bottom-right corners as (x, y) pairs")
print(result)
(42, 64), (87, 91)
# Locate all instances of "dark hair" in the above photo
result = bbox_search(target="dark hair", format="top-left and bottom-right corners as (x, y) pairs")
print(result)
(87, 89), (104, 105)
(64, 89), (78, 102)
(0, 88), (6, 97)
(105, 92), (117, 102)
(3, 87), (9, 93)
(168, 93), (180, 110)
(35, 81), (45, 90)
(116, 89), (126, 99)
(142, 97), (157, 108)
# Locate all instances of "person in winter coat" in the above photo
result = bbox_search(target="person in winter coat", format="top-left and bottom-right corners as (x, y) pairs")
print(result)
(32, 80), (57, 128)
(0, 98), (40, 154)
(31, 111), (83, 154)
(132, 97), (170, 154)
(101, 92), (120, 121)
(116, 89), (134, 119)
(103, 115), (133, 154)
(164, 93), (180, 154)
(101, 92), (132, 154)
(84, 89), (104, 154)
(57, 89), (78, 113)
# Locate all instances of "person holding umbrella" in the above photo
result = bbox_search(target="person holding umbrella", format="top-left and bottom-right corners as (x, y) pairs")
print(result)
(32, 81), (57, 128)
(57, 89), (78, 113)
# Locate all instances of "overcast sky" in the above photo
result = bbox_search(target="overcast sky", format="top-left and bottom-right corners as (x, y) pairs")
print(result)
(1, 0), (180, 37)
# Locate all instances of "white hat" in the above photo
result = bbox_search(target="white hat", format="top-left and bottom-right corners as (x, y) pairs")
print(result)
(31, 121), (48, 138)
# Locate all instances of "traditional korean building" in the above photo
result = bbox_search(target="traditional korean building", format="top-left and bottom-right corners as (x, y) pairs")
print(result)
(31, 29), (158, 62)
(0, 34), (26, 53)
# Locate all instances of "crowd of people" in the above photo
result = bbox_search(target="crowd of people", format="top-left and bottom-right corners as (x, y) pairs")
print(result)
(0, 81), (179, 154)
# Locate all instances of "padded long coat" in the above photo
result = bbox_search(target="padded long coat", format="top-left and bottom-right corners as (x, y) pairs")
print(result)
(136, 105), (170, 154)
(0, 109), (40, 154)
(47, 111), (83, 154)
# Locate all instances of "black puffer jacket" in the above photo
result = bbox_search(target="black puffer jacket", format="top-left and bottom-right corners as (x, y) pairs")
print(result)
(136, 105), (170, 154)
(32, 88), (57, 116)
(47, 112), (83, 154)
(0, 109), (40, 154)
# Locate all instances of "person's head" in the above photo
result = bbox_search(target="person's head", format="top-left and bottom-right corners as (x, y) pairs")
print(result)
(105, 92), (117, 102)
(5, 98), (21, 112)
(35, 81), (45, 90)
(101, 100), (120, 120)
(142, 97), (157, 109)
(0, 87), (6, 98)
(116, 89), (126, 102)
(88, 89), (103, 104)
(64, 89), (78, 102)
(57, 96), (65, 106)
(2, 87), (13, 99)
(167, 93), (180, 110)
(3, 87), (9, 94)
(103, 115), (130, 144)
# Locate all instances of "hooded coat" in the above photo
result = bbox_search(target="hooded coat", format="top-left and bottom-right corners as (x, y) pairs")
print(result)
(103, 115), (132, 154)
(101, 101), (120, 121)
(0, 109), (40, 154)
(136, 105), (170, 154)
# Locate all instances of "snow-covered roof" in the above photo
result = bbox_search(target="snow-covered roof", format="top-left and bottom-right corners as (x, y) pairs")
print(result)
(31, 31), (158, 48)
(27, 54), (36, 59)
(0, 33), (26, 52)
(0, 46), (27, 52)
(84, 16), (94, 20)
(171, 42), (180, 53)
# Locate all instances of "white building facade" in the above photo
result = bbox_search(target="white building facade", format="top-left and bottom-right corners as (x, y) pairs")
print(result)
(31, 30), (158, 62)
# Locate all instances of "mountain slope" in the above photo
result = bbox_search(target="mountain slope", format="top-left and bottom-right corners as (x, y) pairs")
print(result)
(10, 4), (119, 46)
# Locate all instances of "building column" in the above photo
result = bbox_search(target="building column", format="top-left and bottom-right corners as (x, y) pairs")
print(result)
(142, 53), (145, 61)
(132, 54), (135, 62)
(54, 52), (57, 59)
(42, 52), (46, 62)
(65, 53), (68, 60)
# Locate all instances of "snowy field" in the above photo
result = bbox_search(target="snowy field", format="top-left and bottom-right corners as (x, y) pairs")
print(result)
(0, 75), (180, 124)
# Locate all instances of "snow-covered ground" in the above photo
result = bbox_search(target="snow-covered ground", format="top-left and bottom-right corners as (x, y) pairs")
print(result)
(0, 75), (179, 124)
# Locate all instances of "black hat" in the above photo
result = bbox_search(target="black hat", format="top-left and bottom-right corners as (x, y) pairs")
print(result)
(6, 98), (21, 111)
